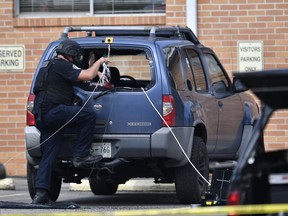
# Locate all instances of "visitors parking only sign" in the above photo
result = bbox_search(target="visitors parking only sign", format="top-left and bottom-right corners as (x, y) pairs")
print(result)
(0, 45), (25, 71)
(238, 41), (263, 72)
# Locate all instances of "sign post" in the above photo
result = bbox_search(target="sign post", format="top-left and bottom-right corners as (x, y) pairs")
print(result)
(0, 45), (25, 72)
(238, 41), (263, 72)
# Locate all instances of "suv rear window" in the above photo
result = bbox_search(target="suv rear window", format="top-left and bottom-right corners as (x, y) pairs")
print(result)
(54, 46), (154, 91)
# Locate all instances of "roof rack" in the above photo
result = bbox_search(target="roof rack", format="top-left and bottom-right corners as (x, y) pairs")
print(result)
(60, 26), (200, 44)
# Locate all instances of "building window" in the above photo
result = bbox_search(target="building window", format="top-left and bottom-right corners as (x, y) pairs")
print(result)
(16, 0), (166, 16)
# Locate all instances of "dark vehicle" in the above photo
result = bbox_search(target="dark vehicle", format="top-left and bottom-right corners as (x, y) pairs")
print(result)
(25, 26), (260, 204)
(228, 69), (288, 206)
(0, 164), (6, 180)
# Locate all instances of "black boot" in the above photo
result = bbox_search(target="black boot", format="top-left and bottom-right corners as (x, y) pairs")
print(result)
(73, 155), (103, 168)
(32, 189), (53, 204)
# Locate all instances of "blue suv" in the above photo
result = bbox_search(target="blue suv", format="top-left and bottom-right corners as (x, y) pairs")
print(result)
(26, 26), (260, 204)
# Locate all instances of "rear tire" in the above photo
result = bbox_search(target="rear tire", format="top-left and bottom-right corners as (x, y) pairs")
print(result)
(27, 162), (62, 202)
(175, 136), (209, 204)
(89, 177), (118, 195)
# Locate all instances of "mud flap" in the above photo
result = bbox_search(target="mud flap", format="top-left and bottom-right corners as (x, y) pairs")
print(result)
(0, 201), (80, 209)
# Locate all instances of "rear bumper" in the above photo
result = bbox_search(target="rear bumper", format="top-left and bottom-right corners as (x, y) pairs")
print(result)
(25, 126), (41, 156)
(151, 127), (195, 166)
(25, 126), (194, 167)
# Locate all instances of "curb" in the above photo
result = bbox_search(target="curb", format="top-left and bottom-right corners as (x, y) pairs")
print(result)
(0, 178), (15, 190)
(70, 179), (175, 192)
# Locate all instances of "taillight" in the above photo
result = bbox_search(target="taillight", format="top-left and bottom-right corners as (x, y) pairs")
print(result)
(162, 95), (175, 126)
(227, 190), (241, 205)
(26, 94), (35, 126)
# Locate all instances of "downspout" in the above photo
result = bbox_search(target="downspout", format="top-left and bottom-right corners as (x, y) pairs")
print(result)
(186, 0), (198, 36)
(90, 0), (94, 16)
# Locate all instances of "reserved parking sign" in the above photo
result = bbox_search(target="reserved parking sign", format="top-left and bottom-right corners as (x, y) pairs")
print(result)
(0, 45), (25, 71)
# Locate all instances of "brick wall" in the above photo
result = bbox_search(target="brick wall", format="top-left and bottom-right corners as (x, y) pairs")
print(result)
(197, 0), (288, 151)
(0, 0), (287, 176)
(0, 0), (173, 176)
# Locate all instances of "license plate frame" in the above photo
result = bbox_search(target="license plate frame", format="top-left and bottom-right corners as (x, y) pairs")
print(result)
(91, 142), (111, 158)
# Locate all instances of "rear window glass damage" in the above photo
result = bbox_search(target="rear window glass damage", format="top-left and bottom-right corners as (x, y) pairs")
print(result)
(75, 47), (155, 91)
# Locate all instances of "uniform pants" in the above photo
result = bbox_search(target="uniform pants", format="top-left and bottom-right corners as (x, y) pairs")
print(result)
(35, 104), (97, 191)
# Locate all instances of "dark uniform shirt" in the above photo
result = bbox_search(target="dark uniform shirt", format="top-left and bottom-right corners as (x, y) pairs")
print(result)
(33, 58), (81, 115)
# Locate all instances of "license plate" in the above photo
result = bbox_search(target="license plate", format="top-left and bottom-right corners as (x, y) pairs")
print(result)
(90, 142), (111, 158)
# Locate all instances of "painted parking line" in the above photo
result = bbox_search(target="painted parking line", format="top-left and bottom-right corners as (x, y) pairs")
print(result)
(108, 204), (288, 216)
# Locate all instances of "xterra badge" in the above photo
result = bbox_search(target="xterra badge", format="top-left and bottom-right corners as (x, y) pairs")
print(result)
(127, 122), (151, 126)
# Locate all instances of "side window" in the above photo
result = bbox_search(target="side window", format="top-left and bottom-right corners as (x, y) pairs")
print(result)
(204, 54), (229, 87)
(164, 47), (185, 91)
(186, 48), (207, 91)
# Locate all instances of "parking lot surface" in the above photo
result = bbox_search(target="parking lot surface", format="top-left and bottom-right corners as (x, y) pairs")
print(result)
(0, 177), (287, 216)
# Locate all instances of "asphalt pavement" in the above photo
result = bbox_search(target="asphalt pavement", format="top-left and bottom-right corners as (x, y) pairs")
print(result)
(0, 177), (214, 216)
(0, 177), (188, 215)
(0, 177), (288, 216)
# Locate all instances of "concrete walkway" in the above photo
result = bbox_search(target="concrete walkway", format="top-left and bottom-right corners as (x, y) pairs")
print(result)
(0, 177), (175, 192)
(70, 178), (175, 192)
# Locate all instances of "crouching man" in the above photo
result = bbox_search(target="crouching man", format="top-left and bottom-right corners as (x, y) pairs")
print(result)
(32, 39), (109, 204)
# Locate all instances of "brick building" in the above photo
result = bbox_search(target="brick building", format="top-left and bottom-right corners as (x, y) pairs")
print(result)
(0, 0), (288, 176)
